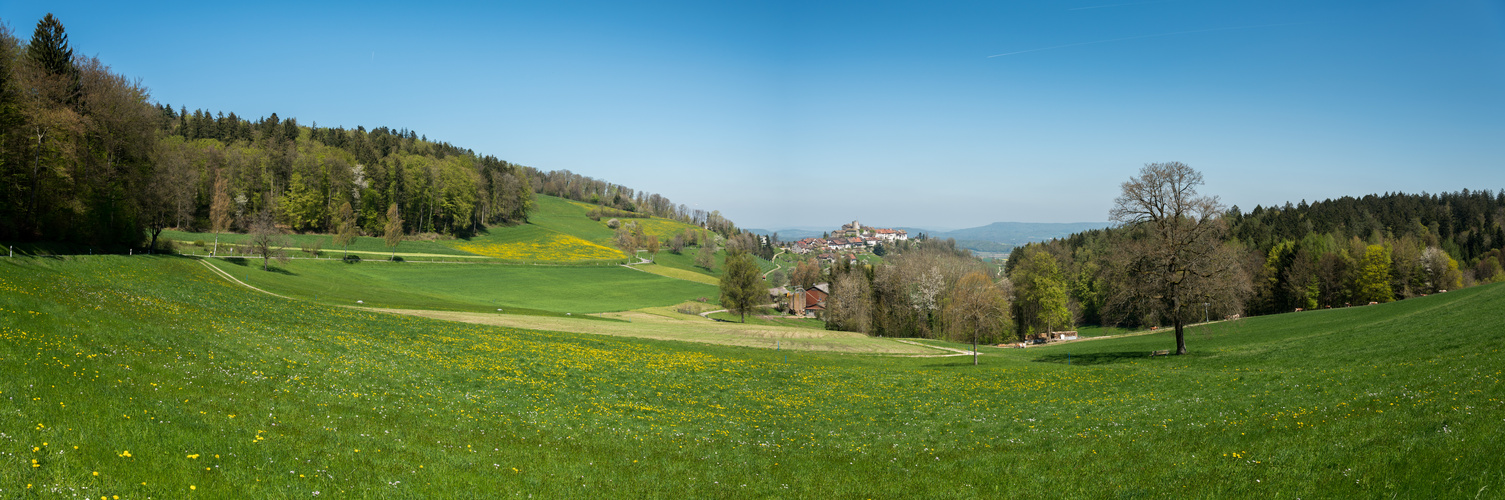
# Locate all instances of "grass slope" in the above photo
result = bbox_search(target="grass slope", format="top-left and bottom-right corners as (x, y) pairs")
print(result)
(2, 256), (1501, 497)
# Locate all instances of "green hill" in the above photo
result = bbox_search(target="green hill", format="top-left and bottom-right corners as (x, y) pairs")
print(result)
(2, 255), (1500, 496)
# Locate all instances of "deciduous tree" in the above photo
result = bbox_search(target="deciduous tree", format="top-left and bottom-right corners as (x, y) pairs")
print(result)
(210, 175), (232, 255)
(695, 240), (717, 271)
(792, 260), (821, 290)
(944, 271), (1011, 364)
(719, 250), (766, 322)
(1355, 244), (1394, 303)
(383, 203), (403, 260)
(333, 201), (357, 258)
(1107, 162), (1249, 355)
(827, 271), (873, 333)
(246, 209), (289, 271)
(1010, 248), (1071, 339)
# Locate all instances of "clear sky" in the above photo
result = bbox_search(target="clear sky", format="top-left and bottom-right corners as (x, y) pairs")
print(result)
(4, 1), (1503, 231)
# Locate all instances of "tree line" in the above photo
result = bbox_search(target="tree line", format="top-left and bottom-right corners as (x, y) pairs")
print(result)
(532, 168), (739, 238)
(0, 14), (739, 251)
(1006, 178), (1505, 334)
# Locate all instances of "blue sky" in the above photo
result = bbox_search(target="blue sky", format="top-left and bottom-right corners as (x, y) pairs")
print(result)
(4, 1), (1503, 230)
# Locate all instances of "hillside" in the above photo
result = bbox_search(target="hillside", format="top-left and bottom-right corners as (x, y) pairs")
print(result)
(3, 255), (1500, 496)
(163, 194), (738, 268)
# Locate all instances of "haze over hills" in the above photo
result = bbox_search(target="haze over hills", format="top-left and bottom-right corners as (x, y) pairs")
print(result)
(749, 221), (1109, 253)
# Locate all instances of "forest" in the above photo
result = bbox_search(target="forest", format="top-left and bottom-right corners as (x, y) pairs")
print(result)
(0, 14), (716, 250)
(1004, 189), (1505, 332)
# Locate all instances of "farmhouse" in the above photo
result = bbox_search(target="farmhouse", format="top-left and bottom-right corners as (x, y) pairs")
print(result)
(790, 283), (830, 317)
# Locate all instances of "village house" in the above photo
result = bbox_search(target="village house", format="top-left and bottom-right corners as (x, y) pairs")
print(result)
(789, 283), (830, 317)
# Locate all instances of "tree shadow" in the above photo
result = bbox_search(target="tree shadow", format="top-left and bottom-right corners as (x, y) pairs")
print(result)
(223, 257), (249, 266)
(263, 266), (297, 276)
(919, 358), (983, 368)
(1032, 351), (1156, 366)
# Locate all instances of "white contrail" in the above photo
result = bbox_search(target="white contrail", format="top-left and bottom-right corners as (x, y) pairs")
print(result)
(987, 22), (1305, 58)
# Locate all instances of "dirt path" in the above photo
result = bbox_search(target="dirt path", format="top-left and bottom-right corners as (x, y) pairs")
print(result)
(762, 248), (787, 278)
(197, 259), (292, 299)
(895, 339), (980, 358)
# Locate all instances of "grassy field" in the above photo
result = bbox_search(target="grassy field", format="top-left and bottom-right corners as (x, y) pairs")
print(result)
(160, 229), (484, 259)
(3, 255), (1502, 497)
(163, 195), (717, 265)
(202, 257), (717, 315)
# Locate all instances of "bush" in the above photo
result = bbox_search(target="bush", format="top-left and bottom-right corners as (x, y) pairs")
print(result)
(300, 239), (323, 258)
(151, 238), (177, 255)
(342, 254), (362, 263)
(606, 218), (620, 230)
(193, 240), (206, 247)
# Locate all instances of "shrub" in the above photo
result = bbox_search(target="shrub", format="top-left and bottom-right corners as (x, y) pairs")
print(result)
(300, 239), (323, 258)
(151, 238), (178, 255)
(342, 254), (362, 264)
(606, 218), (620, 229)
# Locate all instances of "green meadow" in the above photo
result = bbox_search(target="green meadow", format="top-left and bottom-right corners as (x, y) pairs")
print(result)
(202, 258), (717, 315)
(2, 255), (1502, 497)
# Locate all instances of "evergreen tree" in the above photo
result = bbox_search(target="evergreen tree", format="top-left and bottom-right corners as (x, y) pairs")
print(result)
(27, 14), (78, 102)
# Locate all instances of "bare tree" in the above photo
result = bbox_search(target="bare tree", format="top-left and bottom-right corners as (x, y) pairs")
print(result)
(246, 209), (289, 271)
(791, 260), (822, 290)
(944, 271), (1011, 365)
(668, 233), (685, 254)
(333, 201), (357, 258)
(383, 203), (403, 260)
(827, 271), (873, 333)
(210, 175), (232, 255)
(695, 240), (717, 270)
(1107, 162), (1248, 355)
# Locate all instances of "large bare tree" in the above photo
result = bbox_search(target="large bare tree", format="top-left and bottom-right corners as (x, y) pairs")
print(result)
(943, 271), (1011, 365)
(246, 209), (289, 271)
(1108, 162), (1248, 355)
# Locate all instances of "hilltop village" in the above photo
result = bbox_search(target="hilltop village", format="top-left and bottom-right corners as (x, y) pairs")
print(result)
(785, 220), (908, 263)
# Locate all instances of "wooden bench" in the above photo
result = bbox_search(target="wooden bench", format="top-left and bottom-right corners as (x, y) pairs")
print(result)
(1149, 349), (1170, 357)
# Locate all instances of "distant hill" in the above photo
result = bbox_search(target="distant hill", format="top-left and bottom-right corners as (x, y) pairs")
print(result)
(746, 228), (827, 241)
(753, 222), (1108, 256)
(931, 222), (1110, 247)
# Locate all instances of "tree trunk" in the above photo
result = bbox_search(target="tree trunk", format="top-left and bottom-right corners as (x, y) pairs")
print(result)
(973, 333), (978, 366)
(1174, 318), (1187, 355)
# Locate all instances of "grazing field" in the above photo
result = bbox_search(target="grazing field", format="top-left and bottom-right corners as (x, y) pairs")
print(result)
(202, 257), (717, 315)
(2, 255), (1502, 497)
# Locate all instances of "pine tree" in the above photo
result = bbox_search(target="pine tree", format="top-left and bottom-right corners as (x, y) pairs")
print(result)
(28, 14), (74, 76)
(27, 14), (80, 105)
